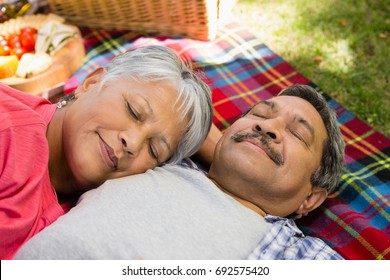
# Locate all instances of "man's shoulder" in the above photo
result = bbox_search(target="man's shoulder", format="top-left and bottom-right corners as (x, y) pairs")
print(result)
(249, 215), (344, 260)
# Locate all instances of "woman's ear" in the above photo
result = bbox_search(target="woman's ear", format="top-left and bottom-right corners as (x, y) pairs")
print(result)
(294, 187), (328, 220)
(74, 67), (106, 98)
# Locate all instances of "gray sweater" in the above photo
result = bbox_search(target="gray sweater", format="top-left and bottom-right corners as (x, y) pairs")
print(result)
(14, 162), (270, 259)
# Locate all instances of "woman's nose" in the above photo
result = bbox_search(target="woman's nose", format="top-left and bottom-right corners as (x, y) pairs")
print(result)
(119, 129), (146, 157)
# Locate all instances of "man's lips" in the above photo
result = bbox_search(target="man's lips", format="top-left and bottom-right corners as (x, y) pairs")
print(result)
(98, 134), (118, 169)
(242, 138), (270, 155)
(231, 131), (284, 166)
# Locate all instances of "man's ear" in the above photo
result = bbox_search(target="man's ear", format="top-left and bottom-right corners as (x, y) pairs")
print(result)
(294, 187), (328, 220)
(74, 67), (106, 98)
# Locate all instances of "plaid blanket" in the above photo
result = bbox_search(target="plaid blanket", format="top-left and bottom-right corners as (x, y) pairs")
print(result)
(65, 22), (390, 260)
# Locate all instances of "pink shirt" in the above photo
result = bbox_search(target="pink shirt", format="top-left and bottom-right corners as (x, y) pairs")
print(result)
(0, 83), (66, 259)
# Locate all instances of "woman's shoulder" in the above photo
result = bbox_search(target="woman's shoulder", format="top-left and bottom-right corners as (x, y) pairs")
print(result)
(0, 83), (55, 126)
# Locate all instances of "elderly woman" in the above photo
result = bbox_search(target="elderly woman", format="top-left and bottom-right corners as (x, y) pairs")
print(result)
(0, 45), (213, 259)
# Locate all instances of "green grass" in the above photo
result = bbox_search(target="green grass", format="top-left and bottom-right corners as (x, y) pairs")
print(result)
(233, 0), (390, 137)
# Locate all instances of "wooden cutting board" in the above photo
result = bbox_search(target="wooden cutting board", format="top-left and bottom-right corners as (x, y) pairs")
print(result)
(0, 25), (85, 96)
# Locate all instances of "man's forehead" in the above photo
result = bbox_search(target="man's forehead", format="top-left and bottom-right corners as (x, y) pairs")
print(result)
(255, 95), (314, 111)
(253, 95), (328, 139)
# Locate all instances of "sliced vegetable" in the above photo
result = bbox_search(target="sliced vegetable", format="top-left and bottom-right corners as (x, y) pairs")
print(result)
(35, 21), (76, 55)
(16, 52), (52, 78)
(0, 55), (18, 78)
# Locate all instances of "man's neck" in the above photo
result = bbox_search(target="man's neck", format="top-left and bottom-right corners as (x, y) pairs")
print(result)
(207, 176), (267, 217)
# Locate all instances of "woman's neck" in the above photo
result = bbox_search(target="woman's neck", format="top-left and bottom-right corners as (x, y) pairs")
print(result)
(46, 105), (78, 196)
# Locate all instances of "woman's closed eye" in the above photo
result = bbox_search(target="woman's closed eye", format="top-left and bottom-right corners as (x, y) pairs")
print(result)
(148, 141), (161, 164)
(125, 99), (140, 121)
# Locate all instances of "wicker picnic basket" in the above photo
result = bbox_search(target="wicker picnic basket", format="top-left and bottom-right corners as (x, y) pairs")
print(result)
(47, 0), (235, 41)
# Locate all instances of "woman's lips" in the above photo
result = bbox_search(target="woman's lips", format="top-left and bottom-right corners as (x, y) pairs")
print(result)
(98, 134), (118, 170)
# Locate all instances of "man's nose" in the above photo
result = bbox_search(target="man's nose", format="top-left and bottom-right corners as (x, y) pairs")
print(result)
(252, 118), (283, 143)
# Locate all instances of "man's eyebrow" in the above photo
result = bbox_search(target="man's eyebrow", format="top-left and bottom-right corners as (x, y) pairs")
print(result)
(260, 100), (276, 110)
(244, 100), (275, 116)
(262, 99), (315, 143)
(296, 117), (315, 144)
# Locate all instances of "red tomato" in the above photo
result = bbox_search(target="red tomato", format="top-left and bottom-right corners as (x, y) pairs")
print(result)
(0, 39), (8, 47)
(0, 45), (11, 56)
(20, 27), (37, 36)
(20, 33), (35, 52)
(8, 33), (22, 49)
(20, 27), (37, 52)
(13, 47), (26, 59)
(0, 34), (8, 42)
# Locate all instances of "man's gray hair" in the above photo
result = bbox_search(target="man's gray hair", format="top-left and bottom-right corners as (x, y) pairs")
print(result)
(99, 45), (213, 164)
(279, 84), (345, 194)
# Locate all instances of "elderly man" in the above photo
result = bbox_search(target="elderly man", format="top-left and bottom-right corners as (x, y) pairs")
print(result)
(14, 85), (345, 260)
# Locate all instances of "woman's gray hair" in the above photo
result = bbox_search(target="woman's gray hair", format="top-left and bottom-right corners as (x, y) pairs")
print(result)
(99, 45), (213, 164)
(279, 85), (345, 194)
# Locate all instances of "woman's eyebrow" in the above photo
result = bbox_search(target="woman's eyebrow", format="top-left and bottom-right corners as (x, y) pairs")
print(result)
(135, 94), (174, 159)
(139, 96), (153, 116)
(160, 136), (171, 156)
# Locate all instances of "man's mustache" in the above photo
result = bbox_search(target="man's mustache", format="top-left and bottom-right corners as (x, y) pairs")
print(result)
(231, 131), (284, 166)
